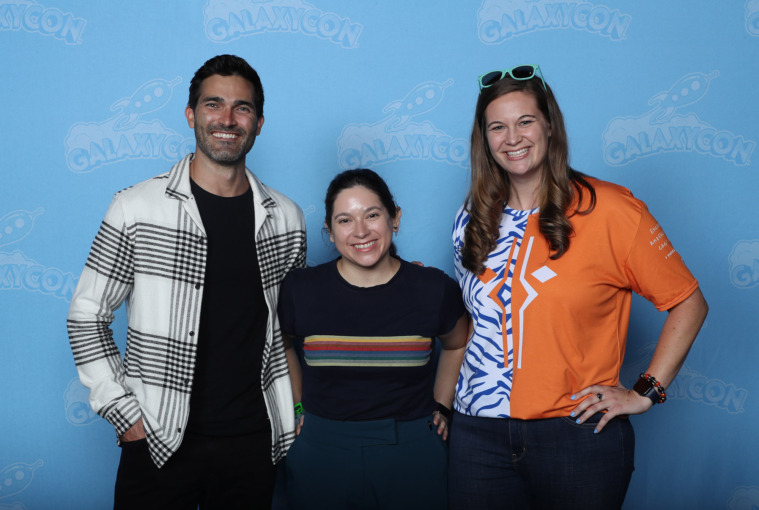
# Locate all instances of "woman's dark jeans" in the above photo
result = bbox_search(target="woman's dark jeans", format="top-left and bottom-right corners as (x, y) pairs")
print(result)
(448, 411), (634, 510)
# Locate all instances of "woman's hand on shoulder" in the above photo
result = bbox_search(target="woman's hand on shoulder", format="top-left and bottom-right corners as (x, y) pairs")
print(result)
(569, 384), (653, 433)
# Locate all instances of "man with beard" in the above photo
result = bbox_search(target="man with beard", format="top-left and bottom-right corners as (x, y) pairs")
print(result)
(67, 55), (306, 508)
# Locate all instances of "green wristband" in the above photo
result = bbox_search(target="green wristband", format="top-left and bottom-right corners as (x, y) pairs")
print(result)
(294, 402), (304, 418)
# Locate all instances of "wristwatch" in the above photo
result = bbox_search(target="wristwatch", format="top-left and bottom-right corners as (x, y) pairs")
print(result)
(433, 402), (452, 419)
(633, 373), (667, 405)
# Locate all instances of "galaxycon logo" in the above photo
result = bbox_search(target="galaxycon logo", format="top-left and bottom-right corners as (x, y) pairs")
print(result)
(0, 251), (77, 302)
(729, 240), (759, 289)
(603, 71), (755, 167)
(204, 0), (362, 48)
(747, 0), (759, 35)
(729, 486), (759, 510)
(64, 77), (194, 173)
(64, 378), (98, 426)
(477, 0), (631, 44)
(0, 459), (42, 507)
(337, 79), (468, 169)
(0, 0), (85, 44)
(667, 364), (747, 414)
(623, 345), (747, 414)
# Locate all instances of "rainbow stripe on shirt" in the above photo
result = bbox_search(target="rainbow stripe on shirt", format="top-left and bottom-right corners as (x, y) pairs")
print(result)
(302, 335), (432, 367)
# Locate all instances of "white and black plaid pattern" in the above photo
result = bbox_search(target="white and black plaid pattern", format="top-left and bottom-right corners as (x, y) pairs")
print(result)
(67, 154), (306, 467)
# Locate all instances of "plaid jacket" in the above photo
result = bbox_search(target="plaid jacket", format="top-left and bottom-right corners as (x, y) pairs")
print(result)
(67, 154), (306, 468)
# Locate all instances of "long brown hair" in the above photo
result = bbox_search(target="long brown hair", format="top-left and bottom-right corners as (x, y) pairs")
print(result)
(461, 73), (596, 274)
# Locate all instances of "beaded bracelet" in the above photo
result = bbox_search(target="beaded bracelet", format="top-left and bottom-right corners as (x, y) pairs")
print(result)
(645, 373), (667, 403)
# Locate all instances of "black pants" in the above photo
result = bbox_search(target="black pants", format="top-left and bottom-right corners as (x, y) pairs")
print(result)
(285, 414), (448, 509)
(114, 429), (276, 510)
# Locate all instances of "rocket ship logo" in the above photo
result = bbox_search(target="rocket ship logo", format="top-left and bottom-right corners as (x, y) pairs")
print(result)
(0, 208), (44, 248)
(648, 71), (719, 124)
(382, 79), (453, 131)
(111, 77), (183, 130)
(0, 460), (43, 500)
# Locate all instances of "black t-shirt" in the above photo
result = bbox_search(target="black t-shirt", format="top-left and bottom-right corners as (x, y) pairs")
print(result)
(186, 179), (269, 436)
(278, 258), (465, 421)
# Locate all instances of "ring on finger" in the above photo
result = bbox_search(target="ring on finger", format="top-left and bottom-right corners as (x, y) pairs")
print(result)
(597, 392), (604, 401)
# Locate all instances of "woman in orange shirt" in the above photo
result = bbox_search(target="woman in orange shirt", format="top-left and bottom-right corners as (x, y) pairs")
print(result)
(449, 65), (708, 509)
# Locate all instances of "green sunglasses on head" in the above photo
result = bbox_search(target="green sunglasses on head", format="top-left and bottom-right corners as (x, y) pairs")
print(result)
(478, 64), (547, 92)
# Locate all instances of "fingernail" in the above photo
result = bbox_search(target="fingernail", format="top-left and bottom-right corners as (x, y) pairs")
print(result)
(570, 395), (576, 400)
(570, 411), (575, 417)
(575, 419), (580, 424)
(594, 429), (598, 434)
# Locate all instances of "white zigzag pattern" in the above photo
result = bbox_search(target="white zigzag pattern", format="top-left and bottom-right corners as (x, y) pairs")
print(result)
(452, 207), (534, 418)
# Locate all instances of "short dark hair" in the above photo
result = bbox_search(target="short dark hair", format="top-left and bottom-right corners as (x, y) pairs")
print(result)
(324, 169), (400, 258)
(187, 54), (264, 116)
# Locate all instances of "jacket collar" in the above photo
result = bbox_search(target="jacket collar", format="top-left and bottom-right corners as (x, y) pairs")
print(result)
(164, 153), (275, 211)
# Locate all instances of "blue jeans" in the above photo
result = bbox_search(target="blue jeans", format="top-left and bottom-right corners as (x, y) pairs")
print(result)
(448, 411), (634, 510)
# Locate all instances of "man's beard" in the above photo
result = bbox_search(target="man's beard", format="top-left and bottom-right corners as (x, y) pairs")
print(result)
(194, 124), (255, 165)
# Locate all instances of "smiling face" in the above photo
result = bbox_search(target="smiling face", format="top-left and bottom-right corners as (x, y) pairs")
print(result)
(328, 185), (400, 275)
(484, 90), (551, 189)
(185, 74), (264, 166)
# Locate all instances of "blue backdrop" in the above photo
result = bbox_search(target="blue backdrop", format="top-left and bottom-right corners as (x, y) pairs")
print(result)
(1, 1), (757, 508)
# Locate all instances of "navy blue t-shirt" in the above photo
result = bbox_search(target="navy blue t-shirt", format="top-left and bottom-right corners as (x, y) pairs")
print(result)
(278, 258), (465, 421)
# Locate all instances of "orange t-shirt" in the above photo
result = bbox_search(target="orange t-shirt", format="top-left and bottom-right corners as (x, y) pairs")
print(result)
(452, 178), (698, 419)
